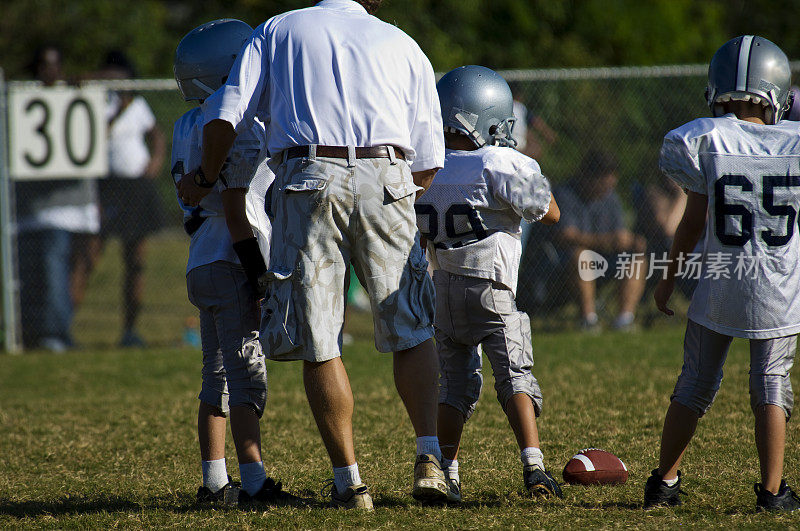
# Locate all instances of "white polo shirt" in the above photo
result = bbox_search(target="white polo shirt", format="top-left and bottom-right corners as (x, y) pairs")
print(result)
(204, 0), (444, 172)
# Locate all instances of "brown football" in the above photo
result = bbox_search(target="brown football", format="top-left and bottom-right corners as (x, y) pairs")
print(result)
(562, 448), (628, 485)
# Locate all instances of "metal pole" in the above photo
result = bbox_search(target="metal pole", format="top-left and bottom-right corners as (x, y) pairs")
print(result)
(0, 69), (22, 353)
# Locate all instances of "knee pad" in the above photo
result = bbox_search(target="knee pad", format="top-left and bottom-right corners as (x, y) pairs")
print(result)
(226, 335), (268, 418)
(750, 373), (794, 419)
(495, 373), (543, 417)
(439, 366), (483, 421)
(671, 372), (723, 417)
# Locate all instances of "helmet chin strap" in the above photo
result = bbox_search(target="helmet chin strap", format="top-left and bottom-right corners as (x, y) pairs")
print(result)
(192, 78), (216, 97)
(454, 112), (486, 147)
(767, 88), (780, 123)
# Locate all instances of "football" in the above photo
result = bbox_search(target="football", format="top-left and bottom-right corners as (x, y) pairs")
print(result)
(562, 448), (628, 485)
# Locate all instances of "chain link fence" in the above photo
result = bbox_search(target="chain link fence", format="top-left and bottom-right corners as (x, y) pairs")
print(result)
(4, 64), (799, 351)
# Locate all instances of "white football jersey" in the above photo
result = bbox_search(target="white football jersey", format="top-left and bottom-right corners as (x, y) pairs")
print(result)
(171, 105), (273, 274)
(660, 114), (800, 339)
(416, 146), (551, 294)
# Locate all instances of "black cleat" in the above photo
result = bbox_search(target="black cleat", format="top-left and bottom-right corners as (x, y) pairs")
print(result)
(643, 469), (683, 508)
(523, 465), (563, 498)
(196, 476), (240, 507)
(755, 480), (800, 513)
(238, 477), (308, 507)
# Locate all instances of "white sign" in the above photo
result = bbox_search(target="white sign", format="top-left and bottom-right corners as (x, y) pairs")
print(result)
(8, 85), (108, 180)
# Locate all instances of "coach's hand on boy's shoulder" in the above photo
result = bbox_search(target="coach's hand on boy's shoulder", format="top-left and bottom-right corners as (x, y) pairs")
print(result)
(177, 168), (214, 206)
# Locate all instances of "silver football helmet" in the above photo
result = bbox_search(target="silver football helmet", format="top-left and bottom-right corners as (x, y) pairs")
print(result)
(437, 65), (516, 148)
(174, 19), (253, 101)
(706, 35), (792, 124)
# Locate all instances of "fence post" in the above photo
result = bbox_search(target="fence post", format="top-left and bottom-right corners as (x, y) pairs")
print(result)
(0, 69), (21, 353)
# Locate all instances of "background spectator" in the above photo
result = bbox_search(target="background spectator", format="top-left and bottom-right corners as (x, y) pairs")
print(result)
(551, 150), (647, 331)
(94, 50), (166, 347)
(633, 176), (698, 301)
(512, 92), (557, 160)
(15, 45), (101, 352)
(787, 86), (800, 121)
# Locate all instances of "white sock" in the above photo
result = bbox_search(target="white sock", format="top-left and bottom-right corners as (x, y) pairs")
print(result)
(416, 436), (442, 462)
(520, 447), (544, 470)
(201, 458), (229, 492)
(442, 458), (459, 483)
(584, 312), (599, 325)
(239, 461), (267, 496)
(614, 311), (635, 327)
(333, 463), (362, 495)
(663, 476), (679, 487)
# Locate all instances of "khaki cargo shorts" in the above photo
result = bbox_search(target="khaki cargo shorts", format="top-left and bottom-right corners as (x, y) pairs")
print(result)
(260, 153), (434, 362)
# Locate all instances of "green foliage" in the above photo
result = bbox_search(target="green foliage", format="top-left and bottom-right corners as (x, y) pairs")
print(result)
(0, 0), (796, 80)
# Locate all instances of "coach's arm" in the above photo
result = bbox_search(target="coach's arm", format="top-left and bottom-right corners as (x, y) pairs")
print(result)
(412, 168), (439, 199)
(176, 119), (237, 206)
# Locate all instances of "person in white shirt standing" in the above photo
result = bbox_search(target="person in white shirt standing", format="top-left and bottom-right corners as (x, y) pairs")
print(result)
(172, 19), (299, 507)
(96, 51), (166, 347)
(177, 0), (446, 510)
(418, 66), (562, 502)
(645, 35), (800, 512)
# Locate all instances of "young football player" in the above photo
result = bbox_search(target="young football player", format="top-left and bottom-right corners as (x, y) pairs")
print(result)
(646, 35), (800, 512)
(172, 19), (292, 506)
(416, 65), (561, 502)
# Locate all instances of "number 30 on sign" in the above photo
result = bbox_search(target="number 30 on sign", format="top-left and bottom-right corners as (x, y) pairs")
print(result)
(8, 85), (108, 180)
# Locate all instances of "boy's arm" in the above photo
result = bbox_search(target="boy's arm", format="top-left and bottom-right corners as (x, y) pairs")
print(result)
(221, 188), (267, 296)
(654, 190), (708, 316)
(539, 193), (560, 225)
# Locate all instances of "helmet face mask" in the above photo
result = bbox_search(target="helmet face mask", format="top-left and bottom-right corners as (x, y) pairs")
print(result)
(706, 35), (792, 124)
(174, 19), (253, 102)
(437, 65), (517, 148)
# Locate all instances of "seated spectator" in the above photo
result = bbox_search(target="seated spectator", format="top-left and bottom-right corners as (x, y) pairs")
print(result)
(634, 177), (686, 257)
(633, 176), (698, 300)
(512, 96), (557, 160)
(551, 151), (646, 331)
(786, 86), (800, 121)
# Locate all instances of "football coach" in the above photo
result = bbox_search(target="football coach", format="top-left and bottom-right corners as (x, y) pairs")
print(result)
(177, 0), (447, 510)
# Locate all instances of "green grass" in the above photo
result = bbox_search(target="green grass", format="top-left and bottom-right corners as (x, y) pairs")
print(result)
(2, 319), (799, 528)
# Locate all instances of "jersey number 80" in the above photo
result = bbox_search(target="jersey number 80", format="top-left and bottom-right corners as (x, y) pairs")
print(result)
(415, 203), (488, 249)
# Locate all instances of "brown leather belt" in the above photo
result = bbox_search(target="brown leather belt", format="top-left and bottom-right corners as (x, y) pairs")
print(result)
(284, 145), (405, 161)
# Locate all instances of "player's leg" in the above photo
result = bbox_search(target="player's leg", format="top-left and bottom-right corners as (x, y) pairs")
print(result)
(205, 261), (275, 500)
(658, 322), (732, 477)
(187, 269), (232, 500)
(435, 327), (483, 503)
(754, 404), (786, 492)
(303, 357), (356, 468)
(433, 272), (485, 502)
(645, 321), (732, 507)
(749, 334), (797, 507)
(196, 308), (228, 463)
(479, 284), (558, 497)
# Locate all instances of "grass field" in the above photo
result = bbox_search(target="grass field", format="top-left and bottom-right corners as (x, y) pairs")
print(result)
(2, 316), (800, 529)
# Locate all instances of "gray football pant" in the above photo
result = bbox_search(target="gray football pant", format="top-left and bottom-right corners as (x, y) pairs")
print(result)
(187, 261), (267, 417)
(672, 320), (796, 419)
(434, 270), (543, 420)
